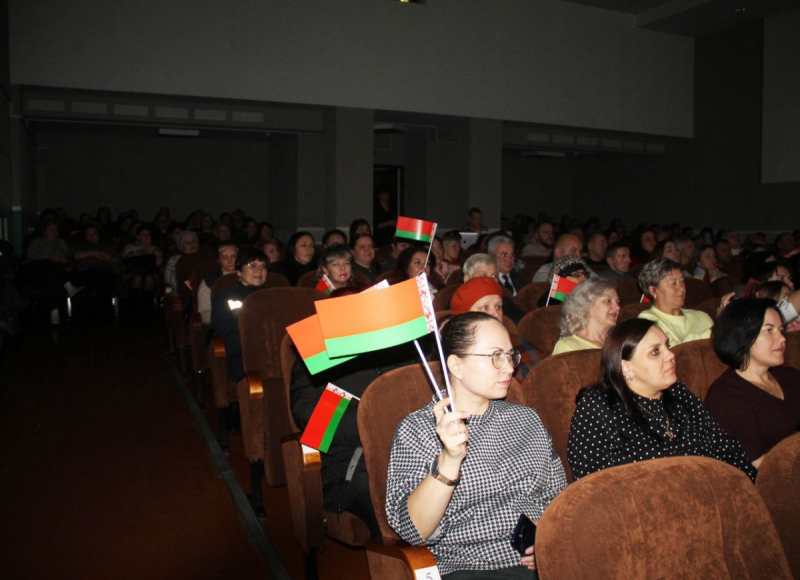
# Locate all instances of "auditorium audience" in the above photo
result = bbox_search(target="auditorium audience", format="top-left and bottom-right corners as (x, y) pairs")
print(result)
(691, 244), (726, 283)
(321, 229), (347, 249)
(674, 235), (695, 271)
(449, 277), (539, 380)
(489, 235), (523, 296)
(271, 231), (317, 286)
(462, 206), (487, 233)
(537, 255), (590, 308)
(462, 253), (526, 324)
(316, 243), (355, 290)
(380, 237), (412, 273)
(23, 220), (71, 325)
(210, 247), (268, 383)
(568, 318), (756, 482)
(441, 231), (463, 268)
(349, 233), (381, 282)
(583, 232), (608, 266)
(637, 258), (729, 346)
(531, 233), (590, 283)
(69, 223), (118, 320)
(386, 312), (566, 577)
(197, 242), (238, 325)
(349, 218), (371, 240)
(598, 242), (634, 280)
(706, 298), (800, 468)
(553, 278), (620, 354)
(521, 221), (555, 258)
(164, 230), (199, 290)
(431, 237), (460, 282)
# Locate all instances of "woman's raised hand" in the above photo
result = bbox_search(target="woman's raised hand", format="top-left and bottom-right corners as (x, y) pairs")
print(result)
(433, 397), (470, 462)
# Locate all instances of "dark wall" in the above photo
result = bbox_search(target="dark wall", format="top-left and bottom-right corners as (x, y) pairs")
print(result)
(504, 21), (800, 231)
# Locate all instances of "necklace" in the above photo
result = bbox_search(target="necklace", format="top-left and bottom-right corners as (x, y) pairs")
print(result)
(637, 401), (676, 440)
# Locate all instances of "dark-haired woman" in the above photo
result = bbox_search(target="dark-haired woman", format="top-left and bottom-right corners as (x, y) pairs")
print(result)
(567, 318), (756, 481)
(386, 312), (566, 577)
(349, 233), (381, 282)
(705, 298), (800, 468)
(271, 231), (317, 286)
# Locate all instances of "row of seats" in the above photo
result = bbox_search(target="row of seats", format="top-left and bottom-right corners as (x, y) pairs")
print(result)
(164, 264), (799, 579)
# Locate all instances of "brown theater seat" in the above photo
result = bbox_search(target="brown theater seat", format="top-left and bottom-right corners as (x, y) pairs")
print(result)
(237, 287), (326, 512)
(520, 349), (602, 482)
(783, 331), (800, 369)
(711, 275), (737, 298)
(433, 284), (460, 312)
(756, 433), (800, 579)
(188, 259), (223, 408)
(266, 271), (290, 287)
(618, 302), (649, 322)
(694, 296), (721, 321)
(537, 456), (792, 580)
(517, 305), (562, 356)
(683, 276), (713, 307)
(615, 279), (641, 306)
(671, 338), (727, 402)
(279, 334), (372, 577)
(445, 269), (464, 285)
(514, 282), (550, 313)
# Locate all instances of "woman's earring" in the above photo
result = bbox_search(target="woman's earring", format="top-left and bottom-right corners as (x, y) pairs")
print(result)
(624, 369), (634, 381)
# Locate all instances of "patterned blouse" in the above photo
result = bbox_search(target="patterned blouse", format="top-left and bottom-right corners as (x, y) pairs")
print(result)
(568, 382), (757, 482)
(386, 399), (567, 575)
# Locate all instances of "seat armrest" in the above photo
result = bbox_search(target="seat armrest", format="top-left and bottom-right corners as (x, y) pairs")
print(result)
(281, 433), (325, 552)
(246, 370), (264, 400)
(366, 539), (440, 580)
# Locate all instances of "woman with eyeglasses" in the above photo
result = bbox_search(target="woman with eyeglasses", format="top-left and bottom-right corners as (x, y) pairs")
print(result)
(210, 247), (268, 385)
(536, 255), (591, 308)
(567, 318), (756, 482)
(386, 312), (567, 578)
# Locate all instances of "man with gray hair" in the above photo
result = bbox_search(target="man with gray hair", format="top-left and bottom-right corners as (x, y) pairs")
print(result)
(488, 235), (524, 296)
(460, 252), (525, 323)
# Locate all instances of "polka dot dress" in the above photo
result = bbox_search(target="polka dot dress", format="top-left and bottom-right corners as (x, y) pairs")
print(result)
(567, 382), (757, 481)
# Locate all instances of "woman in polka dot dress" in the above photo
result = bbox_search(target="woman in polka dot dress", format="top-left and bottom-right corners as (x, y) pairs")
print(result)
(567, 318), (756, 482)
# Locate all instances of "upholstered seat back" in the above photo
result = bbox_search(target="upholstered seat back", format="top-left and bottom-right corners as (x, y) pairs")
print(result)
(784, 332), (800, 369)
(189, 259), (220, 312)
(756, 433), (800, 579)
(618, 302), (649, 322)
(517, 305), (562, 356)
(537, 456), (792, 580)
(671, 338), (727, 402)
(175, 251), (214, 304)
(615, 280), (641, 306)
(684, 276), (713, 307)
(433, 284), (460, 312)
(521, 349), (603, 482)
(514, 282), (550, 313)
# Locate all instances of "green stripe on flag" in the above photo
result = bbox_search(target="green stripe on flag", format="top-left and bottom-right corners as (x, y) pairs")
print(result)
(319, 397), (350, 452)
(325, 316), (430, 358)
(554, 291), (567, 301)
(395, 230), (432, 243)
(304, 351), (355, 375)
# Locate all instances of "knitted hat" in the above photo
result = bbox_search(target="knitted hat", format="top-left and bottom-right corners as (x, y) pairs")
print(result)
(451, 277), (504, 315)
(547, 255), (589, 284)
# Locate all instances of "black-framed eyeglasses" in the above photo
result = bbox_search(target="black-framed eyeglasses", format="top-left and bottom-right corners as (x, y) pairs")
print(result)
(466, 349), (522, 369)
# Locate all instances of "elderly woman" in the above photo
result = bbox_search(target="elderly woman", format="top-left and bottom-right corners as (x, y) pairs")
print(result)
(164, 230), (199, 290)
(567, 318), (756, 482)
(552, 278), (620, 355)
(705, 298), (800, 468)
(24, 220), (71, 325)
(271, 231), (317, 286)
(316, 243), (355, 290)
(536, 255), (590, 308)
(386, 312), (567, 577)
(441, 231), (463, 267)
(450, 277), (539, 380)
(692, 244), (726, 283)
(637, 258), (729, 346)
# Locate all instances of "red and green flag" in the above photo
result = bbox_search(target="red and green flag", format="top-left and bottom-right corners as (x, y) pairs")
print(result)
(395, 216), (437, 243)
(640, 293), (651, 304)
(300, 384), (359, 453)
(315, 274), (437, 358)
(315, 275), (336, 295)
(549, 275), (579, 302)
(286, 314), (355, 375)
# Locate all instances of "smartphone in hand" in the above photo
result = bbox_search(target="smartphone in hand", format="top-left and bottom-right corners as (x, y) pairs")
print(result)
(510, 513), (536, 555)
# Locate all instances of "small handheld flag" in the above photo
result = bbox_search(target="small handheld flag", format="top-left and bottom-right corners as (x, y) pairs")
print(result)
(547, 275), (578, 306)
(300, 384), (360, 453)
(287, 314), (356, 375)
(395, 216), (437, 243)
(315, 274), (437, 358)
(640, 293), (651, 304)
(315, 275), (336, 295)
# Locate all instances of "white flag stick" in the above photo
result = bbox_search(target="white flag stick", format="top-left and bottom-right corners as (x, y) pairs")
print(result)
(422, 224), (437, 269)
(432, 324), (456, 412)
(414, 340), (445, 403)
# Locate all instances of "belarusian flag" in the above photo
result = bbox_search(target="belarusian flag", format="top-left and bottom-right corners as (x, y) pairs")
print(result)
(549, 275), (578, 301)
(300, 384), (359, 453)
(395, 216), (437, 243)
(640, 294), (651, 304)
(315, 274), (437, 358)
(286, 314), (355, 375)
(315, 275), (336, 295)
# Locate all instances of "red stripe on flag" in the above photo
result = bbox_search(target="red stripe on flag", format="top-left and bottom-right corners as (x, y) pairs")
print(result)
(396, 216), (436, 238)
(300, 388), (344, 449)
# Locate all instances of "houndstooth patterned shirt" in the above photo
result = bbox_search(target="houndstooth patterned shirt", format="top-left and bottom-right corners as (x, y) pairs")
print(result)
(386, 399), (567, 575)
